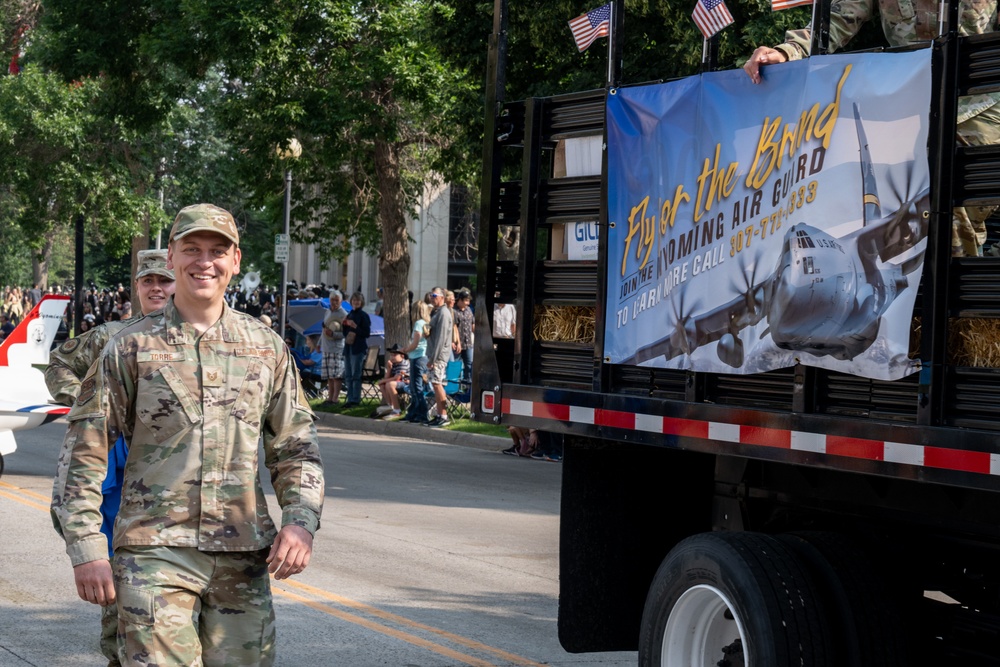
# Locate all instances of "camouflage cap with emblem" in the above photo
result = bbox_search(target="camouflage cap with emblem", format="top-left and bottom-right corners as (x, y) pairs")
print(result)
(168, 203), (240, 246)
(135, 249), (175, 280)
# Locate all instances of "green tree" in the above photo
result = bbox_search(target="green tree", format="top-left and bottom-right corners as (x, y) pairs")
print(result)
(37, 0), (478, 345)
(0, 65), (161, 288)
(428, 1), (817, 188)
(208, 0), (478, 346)
(0, 213), (31, 286)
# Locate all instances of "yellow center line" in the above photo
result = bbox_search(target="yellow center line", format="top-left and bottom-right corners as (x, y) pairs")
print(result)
(274, 586), (498, 667)
(276, 578), (547, 667)
(4, 479), (546, 667)
(0, 487), (51, 512)
(0, 480), (51, 503)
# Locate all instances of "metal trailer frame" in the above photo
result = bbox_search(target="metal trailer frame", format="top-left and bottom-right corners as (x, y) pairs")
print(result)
(473, 0), (1000, 659)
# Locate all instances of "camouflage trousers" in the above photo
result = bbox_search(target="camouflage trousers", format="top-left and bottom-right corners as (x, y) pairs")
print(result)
(101, 604), (121, 666)
(112, 546), (276, 667)
(954, 102), (1000, 256)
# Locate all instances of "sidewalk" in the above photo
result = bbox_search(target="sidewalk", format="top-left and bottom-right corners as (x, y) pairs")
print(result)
(314, 411), (508, 452)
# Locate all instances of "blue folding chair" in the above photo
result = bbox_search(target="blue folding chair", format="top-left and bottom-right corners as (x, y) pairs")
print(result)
(443, 359), (471, 420)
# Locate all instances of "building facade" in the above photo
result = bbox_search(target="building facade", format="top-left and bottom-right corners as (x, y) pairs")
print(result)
(285, 182), (476, 302)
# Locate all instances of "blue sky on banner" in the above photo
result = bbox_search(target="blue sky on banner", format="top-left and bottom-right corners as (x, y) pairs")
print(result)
(603, 50), (932, 380)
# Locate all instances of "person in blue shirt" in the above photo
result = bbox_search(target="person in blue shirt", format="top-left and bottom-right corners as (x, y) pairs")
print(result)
(293, 334), (325, 397)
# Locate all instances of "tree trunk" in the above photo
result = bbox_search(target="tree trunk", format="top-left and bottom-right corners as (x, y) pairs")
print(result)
(374, 137), (412, 349)
(129, 201), (152, 284)
(32, 234), (53, 290)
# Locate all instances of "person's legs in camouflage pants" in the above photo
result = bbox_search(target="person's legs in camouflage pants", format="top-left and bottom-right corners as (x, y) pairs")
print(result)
(113, 546), (276, 667)
(100, 604), (121, 667)
(954, 102), (1000, 256)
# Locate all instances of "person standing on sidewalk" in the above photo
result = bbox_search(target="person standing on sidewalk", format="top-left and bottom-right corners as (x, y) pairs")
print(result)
(46, 249), (175, 666)
(52, 203), (324, 667)
(341, 291), (371, 409)
(425, 287), (453, 428)
(453, 289), (474, 388)
(321, 290), (348, 406)
(401, 300), (431, 423)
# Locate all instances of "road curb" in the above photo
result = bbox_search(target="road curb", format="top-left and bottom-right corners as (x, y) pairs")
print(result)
(315, 411), (508, 452)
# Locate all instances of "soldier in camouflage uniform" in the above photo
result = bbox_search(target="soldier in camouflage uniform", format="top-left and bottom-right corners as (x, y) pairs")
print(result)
(744, 0), (1000, 256)
(47, 249), (174, 667)
(47, 250), (175, 406)
(51, 204), (325, 667)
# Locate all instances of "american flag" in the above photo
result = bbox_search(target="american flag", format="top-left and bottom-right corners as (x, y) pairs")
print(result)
(772, 0), (812, 9)
(568, 4), (612, 52)
(692, 0), (734, 39)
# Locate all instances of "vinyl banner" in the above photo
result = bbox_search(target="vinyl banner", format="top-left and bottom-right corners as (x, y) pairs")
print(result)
(605, 50), (931, 380)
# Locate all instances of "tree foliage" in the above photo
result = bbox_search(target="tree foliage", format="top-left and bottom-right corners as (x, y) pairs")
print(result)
(35, 0), (480, 345)
(0, 65), (162, 283)
(195, 0), (479, 345)
(19, 0), (889, 311)
(428, 0), (886, 194)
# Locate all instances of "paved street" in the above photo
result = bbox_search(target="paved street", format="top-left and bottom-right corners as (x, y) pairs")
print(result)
(0, 417), (637, 666)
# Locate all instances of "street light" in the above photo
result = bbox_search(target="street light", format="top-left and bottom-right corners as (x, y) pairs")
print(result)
(276, 138), (302, 342)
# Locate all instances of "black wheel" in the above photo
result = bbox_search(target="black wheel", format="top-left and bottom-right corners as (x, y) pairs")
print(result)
(638, 531), (834, 667)
(0, 452), (4, 478)
(778, 531), (911, 666)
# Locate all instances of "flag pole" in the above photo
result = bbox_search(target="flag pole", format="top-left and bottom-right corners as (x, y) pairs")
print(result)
(701, 33), (719, 71)
(810, 0), (831, 55)
(606, 2), (623, 87)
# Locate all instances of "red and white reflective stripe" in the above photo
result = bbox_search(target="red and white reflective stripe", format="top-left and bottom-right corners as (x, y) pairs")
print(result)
(503, 398), (1000, 477)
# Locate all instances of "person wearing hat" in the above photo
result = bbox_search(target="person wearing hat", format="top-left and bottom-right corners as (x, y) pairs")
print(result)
(375, 343), (411, 419)
(46, 248), (176, 666)
(52, 204), (325, 666)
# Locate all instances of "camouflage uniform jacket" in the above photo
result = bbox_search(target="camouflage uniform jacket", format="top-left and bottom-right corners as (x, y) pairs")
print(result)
(45, 319), (134, 406)
(52, 297), (324, 567)
(775, 0), (1000, 123)
(46, 316), (138, 544)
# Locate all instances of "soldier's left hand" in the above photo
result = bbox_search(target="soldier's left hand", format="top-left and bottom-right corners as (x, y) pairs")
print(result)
(267, 525), (314, 580)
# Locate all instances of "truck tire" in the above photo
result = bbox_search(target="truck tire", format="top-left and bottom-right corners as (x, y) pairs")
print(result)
(778, 531), (911, 666)
(638, 531), (834, 667)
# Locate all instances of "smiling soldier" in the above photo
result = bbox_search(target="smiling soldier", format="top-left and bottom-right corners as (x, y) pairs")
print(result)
(52, 204), (325, 667)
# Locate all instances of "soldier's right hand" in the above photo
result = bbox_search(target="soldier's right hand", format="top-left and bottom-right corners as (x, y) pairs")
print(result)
(744, 46), (787, 84)
(73, 559), (116, 606)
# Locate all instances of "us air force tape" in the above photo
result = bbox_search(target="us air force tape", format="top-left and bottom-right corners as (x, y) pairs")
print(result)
(76, 377), (97, 407)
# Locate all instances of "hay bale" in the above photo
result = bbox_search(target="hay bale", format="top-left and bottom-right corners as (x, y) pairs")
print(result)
(533, 305), (596, 344)
(948, 318), (1000, 367)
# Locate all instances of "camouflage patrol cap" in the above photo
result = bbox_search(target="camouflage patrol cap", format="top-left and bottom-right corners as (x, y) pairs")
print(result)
(169, 203), (240, 246)
(135, 249), (174, 280)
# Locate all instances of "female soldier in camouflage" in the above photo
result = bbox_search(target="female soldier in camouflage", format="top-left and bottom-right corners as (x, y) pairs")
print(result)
(47, 248), (174, 666)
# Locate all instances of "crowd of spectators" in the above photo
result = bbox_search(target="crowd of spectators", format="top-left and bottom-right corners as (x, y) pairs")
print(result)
(0, 277), (332, 342)
(1, 283), (71, 340)
(299, 284), (475, 428)
(1, 282), (138, 341)
(3, 280), (480, 432)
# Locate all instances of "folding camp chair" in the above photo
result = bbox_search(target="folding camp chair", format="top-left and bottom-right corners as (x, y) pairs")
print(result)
(443, 359), (471, 420)
(360, 345), (384, 401)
